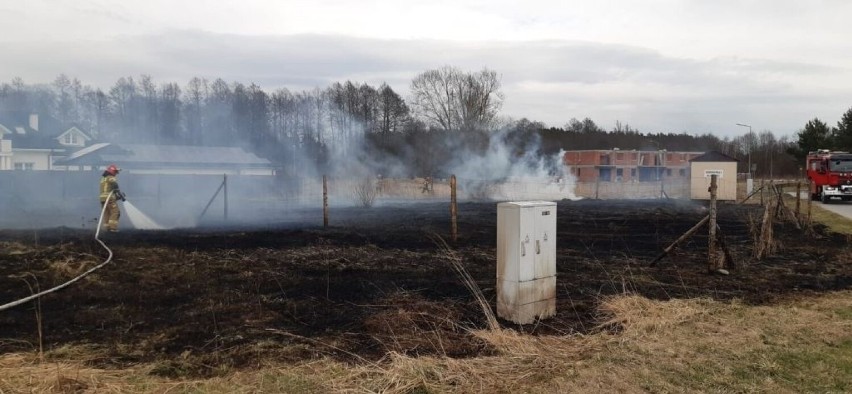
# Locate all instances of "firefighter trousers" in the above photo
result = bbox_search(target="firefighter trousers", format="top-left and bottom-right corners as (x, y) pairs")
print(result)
(101, 200), (120, 231)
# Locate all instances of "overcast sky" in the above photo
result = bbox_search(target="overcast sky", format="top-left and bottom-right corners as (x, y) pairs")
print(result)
(2, 0), (850, 137)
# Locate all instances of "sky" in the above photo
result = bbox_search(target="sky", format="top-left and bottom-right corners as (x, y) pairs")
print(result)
(1, 0), (851, 137)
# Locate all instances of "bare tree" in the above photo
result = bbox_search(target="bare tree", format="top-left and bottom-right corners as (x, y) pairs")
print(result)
(53, 74), (73, 124)
(108, 76), (137, 140)
(409, 66), (503, 131)
(184, 77), (208, 144)
(83, 88), (108, 138)
(159, 82), (182, 143)
(377, 83), (409, 136)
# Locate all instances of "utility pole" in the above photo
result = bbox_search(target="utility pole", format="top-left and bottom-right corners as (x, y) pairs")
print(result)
(736, 123), (753, 195)
(736, 123), (752, 179)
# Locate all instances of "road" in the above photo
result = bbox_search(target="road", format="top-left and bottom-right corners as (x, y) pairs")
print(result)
(792, 192), (852, 220)
(817, 200), (852, 219)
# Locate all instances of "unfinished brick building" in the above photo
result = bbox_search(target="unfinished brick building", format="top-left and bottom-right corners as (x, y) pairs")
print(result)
(563, 149), (704, 183)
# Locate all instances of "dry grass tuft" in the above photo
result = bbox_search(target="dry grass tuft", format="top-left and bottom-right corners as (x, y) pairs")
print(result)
(2, 292), (851, 393)
(432, 235), (499, 331)
(350, 177), (380, 208)
(47, 257), (99, 279)
(0, 241), (37, 256)
(363, 292), (491, 357)
(596, 294), (727, 336)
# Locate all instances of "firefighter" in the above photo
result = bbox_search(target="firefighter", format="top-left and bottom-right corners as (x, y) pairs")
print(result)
(99, 164), (125, 232)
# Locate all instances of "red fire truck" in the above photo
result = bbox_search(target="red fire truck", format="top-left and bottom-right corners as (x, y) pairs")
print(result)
(807, 149), (852, 203)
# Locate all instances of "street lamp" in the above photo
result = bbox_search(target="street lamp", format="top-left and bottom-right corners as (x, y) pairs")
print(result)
(736, 123), (752, 179)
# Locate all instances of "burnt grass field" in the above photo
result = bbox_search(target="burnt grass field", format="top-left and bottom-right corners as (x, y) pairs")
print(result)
(1, 199), (851, 377)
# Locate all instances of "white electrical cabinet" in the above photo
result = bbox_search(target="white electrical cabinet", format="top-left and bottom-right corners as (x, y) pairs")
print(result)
(496, 201), (556, 324)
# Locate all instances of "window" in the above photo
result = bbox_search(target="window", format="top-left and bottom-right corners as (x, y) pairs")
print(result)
(829, 160), (852, 172)
(631, 168), (636, 177)
(63, 133), (79, 145)
(679, 169), (686, 176)
(616, 168), (624, 182)
(14, 162), (34, 170)
(616, 153), (624, 160)
(666, 169), (672, 176)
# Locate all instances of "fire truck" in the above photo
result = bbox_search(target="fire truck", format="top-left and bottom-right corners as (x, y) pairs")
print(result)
(807, 149), (852, 203)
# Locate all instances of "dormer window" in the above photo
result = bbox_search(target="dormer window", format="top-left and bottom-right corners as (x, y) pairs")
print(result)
(63, 133), (79, 145)
(57, 128), (89, 147)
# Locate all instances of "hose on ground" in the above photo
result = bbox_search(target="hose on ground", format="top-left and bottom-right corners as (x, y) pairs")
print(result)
(0, 192), (116, 312)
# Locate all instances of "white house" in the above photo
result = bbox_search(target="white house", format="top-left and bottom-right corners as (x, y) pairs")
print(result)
(0, 112), (92, 171)
(56, 143), (276, 176)
(1, 112), (275, 176)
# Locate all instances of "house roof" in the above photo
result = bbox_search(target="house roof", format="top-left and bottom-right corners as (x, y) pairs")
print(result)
(0, 125), (65, 150)
(689, 151), (738, 163)
(56, 143), (274, 168)
(0, 112), (91, 150)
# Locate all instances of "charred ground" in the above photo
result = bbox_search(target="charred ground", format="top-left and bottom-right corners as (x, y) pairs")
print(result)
(0, 199), (850, 377)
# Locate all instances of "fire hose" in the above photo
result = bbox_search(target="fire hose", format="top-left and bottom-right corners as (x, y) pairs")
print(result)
(0, 192), (116, 312)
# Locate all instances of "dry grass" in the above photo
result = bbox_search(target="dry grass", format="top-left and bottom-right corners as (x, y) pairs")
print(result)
(2, 291), (851, 393)
(350, 177), (380, 208)
(808, 203), (852, 235)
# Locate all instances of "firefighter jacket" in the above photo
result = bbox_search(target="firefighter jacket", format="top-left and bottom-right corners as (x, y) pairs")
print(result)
(99, 175), (120, 203)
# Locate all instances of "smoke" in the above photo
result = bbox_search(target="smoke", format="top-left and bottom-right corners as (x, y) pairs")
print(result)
(0, 82), (582, 231)
(443, 128), (580, 201)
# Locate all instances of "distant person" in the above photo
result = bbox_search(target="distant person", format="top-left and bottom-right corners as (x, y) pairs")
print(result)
(99, 164), (125, 232)
(422, 176), (432, 193)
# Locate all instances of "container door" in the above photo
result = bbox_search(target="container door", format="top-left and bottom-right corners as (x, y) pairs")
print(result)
(517, 206), (536, 282)
(533, 204), (556, 278)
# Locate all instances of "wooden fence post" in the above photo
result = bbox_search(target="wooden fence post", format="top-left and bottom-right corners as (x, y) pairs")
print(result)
(759, 179), (765, 206)
(450, 175), (458, 242)
(323, 175), (329, 228)
(795, 181), (802, 225)
(708, 174), (720, 272)
(756, 188), (775, 260)
(223, 174), (228, 221)
(807, 179), (813, 229)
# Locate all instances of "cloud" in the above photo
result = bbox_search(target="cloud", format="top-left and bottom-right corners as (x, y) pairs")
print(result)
(0, 31), (849, 136)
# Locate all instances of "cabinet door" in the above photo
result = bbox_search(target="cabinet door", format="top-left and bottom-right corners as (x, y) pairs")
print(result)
(517, 207), (536, 281)
(533, 205), (556, 278)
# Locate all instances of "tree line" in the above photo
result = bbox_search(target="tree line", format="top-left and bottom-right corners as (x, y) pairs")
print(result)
(1, 67), (840, 179)
(793, 108), (852, 159)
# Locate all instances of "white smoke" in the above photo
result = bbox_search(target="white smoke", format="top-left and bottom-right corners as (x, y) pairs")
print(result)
(447, 128), (580, 202)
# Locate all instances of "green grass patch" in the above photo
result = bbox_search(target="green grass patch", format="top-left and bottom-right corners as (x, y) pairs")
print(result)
(768, 339), (852, 392)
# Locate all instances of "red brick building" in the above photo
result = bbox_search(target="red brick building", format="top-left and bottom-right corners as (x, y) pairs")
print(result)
(563, 149), (704, 182)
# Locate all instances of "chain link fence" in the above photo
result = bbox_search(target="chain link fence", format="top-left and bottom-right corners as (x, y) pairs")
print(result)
(0, 172), (693, 229)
